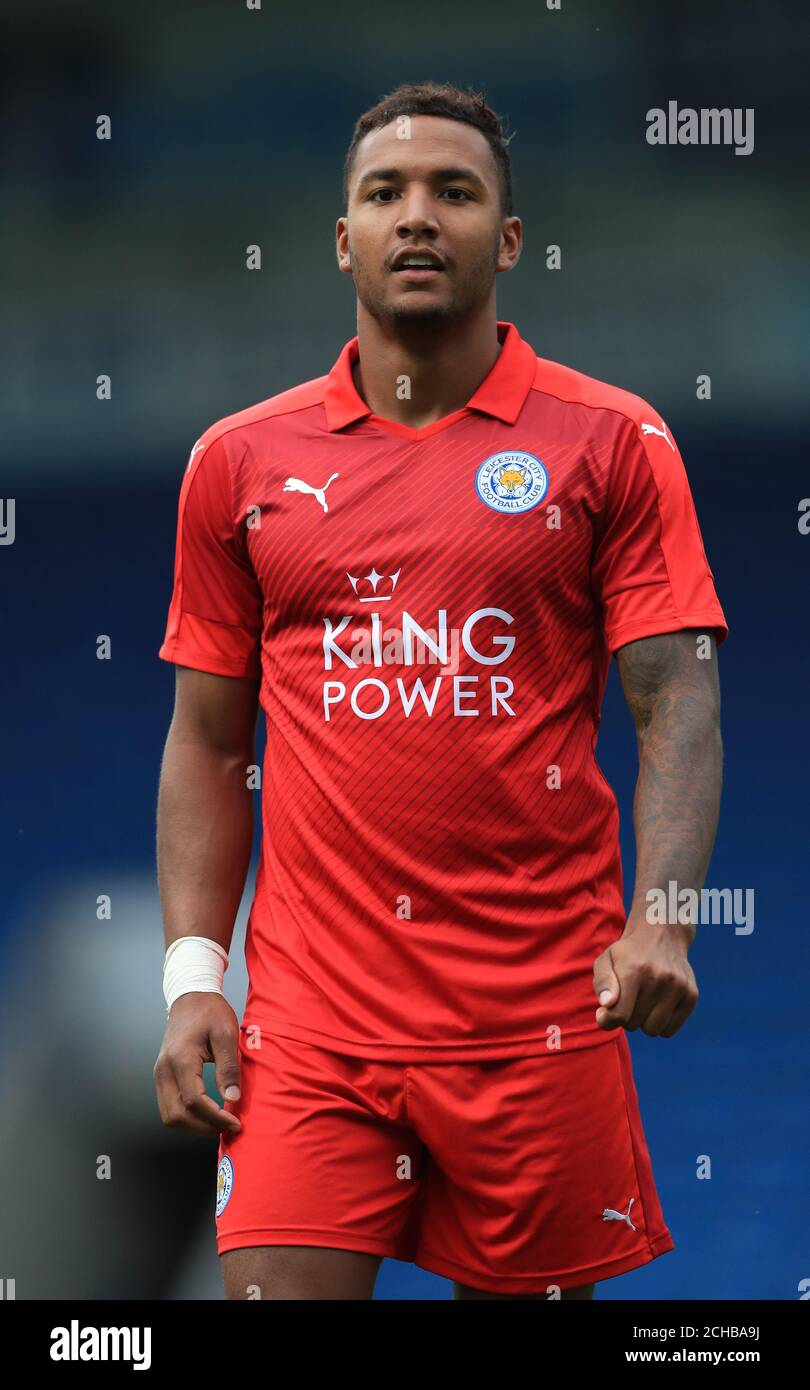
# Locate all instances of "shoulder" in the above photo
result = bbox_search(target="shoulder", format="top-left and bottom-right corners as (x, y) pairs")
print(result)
(528, 354), (663, 436)
(181, 373), (330, 482)
(192, 374), (329, 451)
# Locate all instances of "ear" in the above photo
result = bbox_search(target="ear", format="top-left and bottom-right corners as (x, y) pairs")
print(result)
(336, 217), (351, 273)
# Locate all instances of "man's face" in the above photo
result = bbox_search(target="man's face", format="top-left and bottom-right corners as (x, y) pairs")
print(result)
(337, 115), (521, 330)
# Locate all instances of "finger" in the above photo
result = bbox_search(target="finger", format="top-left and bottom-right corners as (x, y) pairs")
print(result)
(168, 1109), (226, 1137)
(638, 968), (697, 1034)
(639, 988), (683, 1036)
(595, 1004), (624, 1030)
(183, 1086), (242, 1133)
(592, 950), (620, 1010)
(155, 1060), (228, 1137)
(659, 990), (699, 1038)
(597, 969), (641, 1030)
(182, 1091), (242, 1134)
(211, 1026), (243, 1103)
(174, 1057), (243, 1133)
(624, 973), (664, 1031)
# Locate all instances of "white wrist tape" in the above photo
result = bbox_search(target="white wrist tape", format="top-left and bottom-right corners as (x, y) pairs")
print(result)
(163, 935), (229, 1014)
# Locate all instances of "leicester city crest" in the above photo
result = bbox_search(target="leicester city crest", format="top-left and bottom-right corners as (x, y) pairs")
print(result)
(216, 1154), (234, 1217)
(475, 450), (549, 513)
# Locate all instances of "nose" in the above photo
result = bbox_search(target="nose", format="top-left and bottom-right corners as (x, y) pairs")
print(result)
(394, 186), (440, 241)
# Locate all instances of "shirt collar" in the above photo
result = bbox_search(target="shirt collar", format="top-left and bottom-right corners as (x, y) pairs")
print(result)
(323, 320), (537, 432)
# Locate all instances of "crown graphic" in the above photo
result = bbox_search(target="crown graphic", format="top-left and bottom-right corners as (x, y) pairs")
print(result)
(346, 567), (401, 602)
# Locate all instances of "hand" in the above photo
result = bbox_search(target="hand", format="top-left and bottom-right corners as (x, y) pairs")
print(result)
(153, 993), (243, 1137)
(592, 923), (699, 1037)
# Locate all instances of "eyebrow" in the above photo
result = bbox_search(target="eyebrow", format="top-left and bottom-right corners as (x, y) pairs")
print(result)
(356, 165), (487, 191)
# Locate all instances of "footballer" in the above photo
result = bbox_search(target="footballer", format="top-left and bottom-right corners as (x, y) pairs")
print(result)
(154, 81), (728, 1300)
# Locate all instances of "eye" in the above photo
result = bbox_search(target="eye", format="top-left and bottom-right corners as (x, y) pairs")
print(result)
(369, 188), (398, 202)
(441, 188), (472, 200)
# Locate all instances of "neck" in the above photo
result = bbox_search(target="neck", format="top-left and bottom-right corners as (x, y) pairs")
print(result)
(351, 302), (502, 429)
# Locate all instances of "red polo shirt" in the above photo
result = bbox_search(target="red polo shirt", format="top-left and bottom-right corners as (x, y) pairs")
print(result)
(159, 320), (728, 1059)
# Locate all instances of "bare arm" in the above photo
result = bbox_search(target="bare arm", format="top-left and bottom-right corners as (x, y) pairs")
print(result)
(592, 629), (723, 1037)
(618, 628), (723, 926)
(157, 666), (260, 954)
(154, 666), (260, 1135)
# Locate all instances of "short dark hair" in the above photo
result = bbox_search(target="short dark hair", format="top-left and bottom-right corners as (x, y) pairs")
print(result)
(342, 81), (514, 217)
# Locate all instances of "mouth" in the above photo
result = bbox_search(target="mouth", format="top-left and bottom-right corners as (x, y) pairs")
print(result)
(392, 266), (444, 283)
(390, 250), (445, 280)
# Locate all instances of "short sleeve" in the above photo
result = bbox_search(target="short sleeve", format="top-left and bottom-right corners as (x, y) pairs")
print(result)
(591, 412), (729, 654)
(158, 433), (263, 678)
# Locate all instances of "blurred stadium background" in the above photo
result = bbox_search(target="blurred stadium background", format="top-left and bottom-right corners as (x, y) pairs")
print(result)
(1, 0), (808, 1299)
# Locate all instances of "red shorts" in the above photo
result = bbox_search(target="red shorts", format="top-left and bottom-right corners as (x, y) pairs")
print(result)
(215, 1026), (674, 1295)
